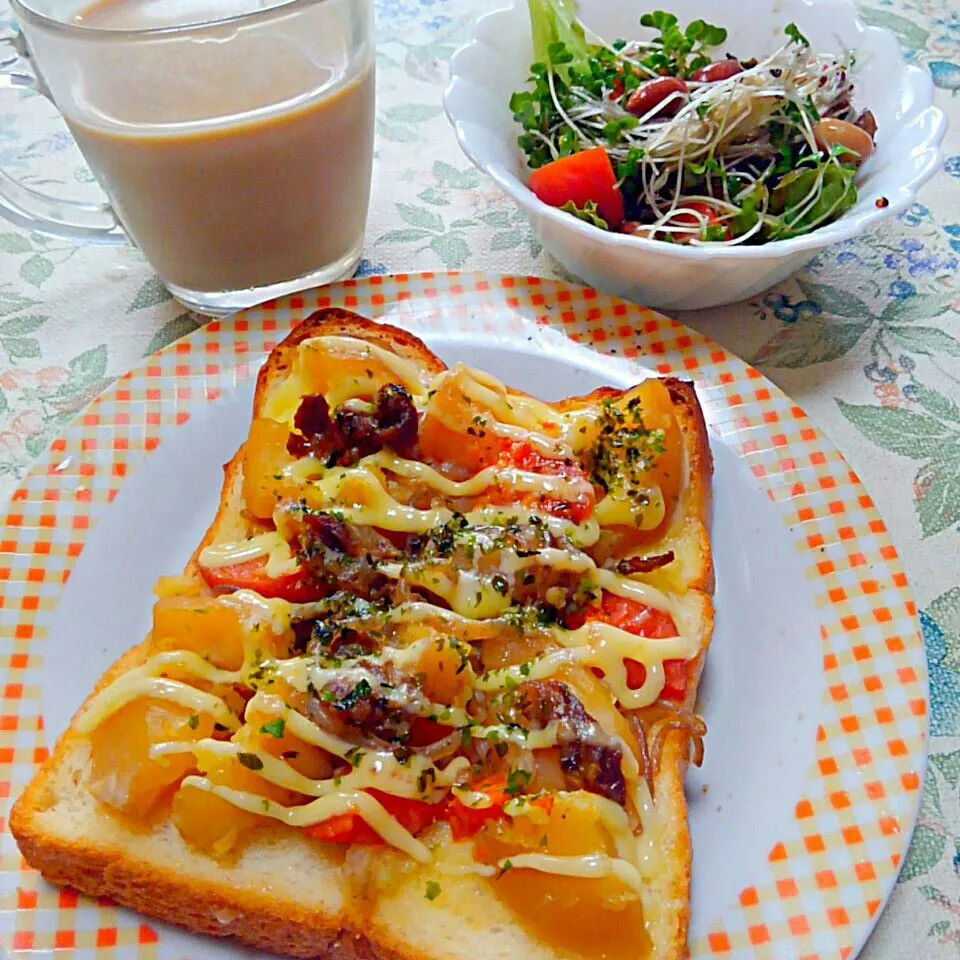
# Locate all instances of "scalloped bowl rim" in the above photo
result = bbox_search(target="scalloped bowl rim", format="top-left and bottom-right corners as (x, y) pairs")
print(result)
(444, 0), (948, 262)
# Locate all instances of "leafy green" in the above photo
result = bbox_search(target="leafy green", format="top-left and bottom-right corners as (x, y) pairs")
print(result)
(784, 22), (809, 47)
(729, 185), (765, 237)
(511, 60), (579, 169)
(559, 199), (610, 229)
(769, 163), (857, 237)
(528, 0), (591, 81)
(687, 157), (722, 177)
(616, 146), (647, 209)
(639, 10), (727, 77)
(602, 116), (639, 144)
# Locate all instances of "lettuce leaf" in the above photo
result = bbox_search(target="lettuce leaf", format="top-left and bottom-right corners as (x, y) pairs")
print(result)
(768, 164), (857, 238)
(559, 199), (609, 229)
(527, 0), (591, 80)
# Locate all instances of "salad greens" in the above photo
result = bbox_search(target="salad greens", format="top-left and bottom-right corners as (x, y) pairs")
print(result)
(636, 10), (727, 78)
(511, 0), (875, 245)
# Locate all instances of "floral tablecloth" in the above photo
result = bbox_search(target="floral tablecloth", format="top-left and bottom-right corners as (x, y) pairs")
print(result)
(0, 0), (957, 955)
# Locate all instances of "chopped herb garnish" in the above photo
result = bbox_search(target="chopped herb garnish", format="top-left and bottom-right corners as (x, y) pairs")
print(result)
(237, 752), (264, 771)
(417, 767), (438, 794)
(337, 678), (372, 710)
(260, 718), (285, 739)
(345, 747), (366, 769)
(505, 769), (532, 796)
(425, 880), (442, 901)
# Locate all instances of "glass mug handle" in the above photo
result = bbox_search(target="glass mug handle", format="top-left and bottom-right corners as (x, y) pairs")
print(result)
(0, 31), (126, 243)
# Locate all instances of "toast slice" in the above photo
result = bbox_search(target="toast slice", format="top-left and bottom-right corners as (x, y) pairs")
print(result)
(11, 309), (714, 960)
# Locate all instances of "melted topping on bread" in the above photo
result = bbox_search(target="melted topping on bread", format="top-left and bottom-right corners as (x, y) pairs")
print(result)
(78, 332), (709, 907)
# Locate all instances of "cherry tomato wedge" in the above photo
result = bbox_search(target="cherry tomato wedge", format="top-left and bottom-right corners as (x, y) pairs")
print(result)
(597, 592), (677, 638)
(501, 441), (583, 481)
(201, 556), (326, 603)
(304, 789), (439, 845)
(669, 201), (731, 243)
(496, 440), (595, 525)
(624, 658), (689, 701)
(528, 147), (624, 230)
(591, 591), (689, 702)
(407, 716), (455, 748)
(444, 774), (553, 841)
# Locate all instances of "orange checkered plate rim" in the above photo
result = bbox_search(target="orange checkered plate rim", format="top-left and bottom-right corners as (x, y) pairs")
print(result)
(0, 272), (927, 960)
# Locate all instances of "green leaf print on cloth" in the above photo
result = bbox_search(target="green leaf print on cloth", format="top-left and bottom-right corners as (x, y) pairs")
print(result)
(838, 395), (960, 537)
(144, 313), (203, 356)
(752, 320), (868, 368)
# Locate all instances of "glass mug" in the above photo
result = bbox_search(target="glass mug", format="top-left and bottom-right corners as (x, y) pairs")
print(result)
(1, 0), (375, 315)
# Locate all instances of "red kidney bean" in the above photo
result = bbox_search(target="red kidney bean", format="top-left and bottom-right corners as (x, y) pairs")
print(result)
(625, 77), (688, 119)
(690, 59), (743, 83)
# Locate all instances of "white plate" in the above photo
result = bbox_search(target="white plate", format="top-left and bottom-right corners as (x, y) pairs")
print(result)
(0, 272), (928, 959)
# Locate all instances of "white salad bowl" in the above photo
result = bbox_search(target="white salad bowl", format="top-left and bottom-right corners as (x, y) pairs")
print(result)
(443, 0), (947, 311)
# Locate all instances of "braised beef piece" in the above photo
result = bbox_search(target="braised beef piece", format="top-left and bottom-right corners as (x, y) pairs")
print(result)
(292, 618), (318, 652)
(287, 383), (418, 467)
(311, 626), (378, 661)
(502, 680), (626, 805)
(337, 382), (418, 463)
(287, 394), (337, 461)
(306, 663), (421, 746)
(558, 740), (626, 803)
(290, 511), (400, 600)
(294, 393), (334, 440)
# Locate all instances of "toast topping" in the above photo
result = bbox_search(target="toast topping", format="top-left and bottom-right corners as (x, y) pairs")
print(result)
(72, 331), (709, 917)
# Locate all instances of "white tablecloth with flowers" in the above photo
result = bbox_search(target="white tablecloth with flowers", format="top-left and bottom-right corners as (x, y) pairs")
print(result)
(0, 0), (957, 955)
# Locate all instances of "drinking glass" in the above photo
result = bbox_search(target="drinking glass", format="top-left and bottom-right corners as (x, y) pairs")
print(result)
(1, 0), (375, 315)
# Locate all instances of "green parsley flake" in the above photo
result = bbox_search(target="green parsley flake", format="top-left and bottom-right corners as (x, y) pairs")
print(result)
(237, 752), (264, 771)
(505, 769), (532, 796)
(260, 718), (285, 739)
(591, 398), (665, 497)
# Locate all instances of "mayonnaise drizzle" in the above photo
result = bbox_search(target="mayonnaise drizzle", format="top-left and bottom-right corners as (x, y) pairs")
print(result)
(83, 332), (699, 893)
